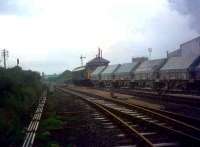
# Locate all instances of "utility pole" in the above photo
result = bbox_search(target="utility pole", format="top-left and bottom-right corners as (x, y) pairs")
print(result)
(17, 58), (19, 66)
(1, 49), (9, 69)
(80, 55), (86, 66)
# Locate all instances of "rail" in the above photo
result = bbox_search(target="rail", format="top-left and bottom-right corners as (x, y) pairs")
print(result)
(58, 88), (154, 147)
(22, 97), (47, 147)
(58, 87), (200, 146)
(93, 87), (200, 128)
(112, 88), (200, 107)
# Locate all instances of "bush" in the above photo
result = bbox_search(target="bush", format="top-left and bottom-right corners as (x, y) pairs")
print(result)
(0, 66), (43, 146)
(40, 116), (63, 131)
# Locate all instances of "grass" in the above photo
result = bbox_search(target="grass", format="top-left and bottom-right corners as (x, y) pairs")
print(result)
(36, 92), (64, 146)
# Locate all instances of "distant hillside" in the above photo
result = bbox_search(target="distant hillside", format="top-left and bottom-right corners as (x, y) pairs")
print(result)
(56, 70), (72, 83)
(45, 70), (72, 84)
(45, 74), (58, 82)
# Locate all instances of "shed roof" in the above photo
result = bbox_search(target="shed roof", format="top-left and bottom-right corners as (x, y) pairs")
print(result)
(101, 64), (120, 75)
(91, 66), (106, 76)
(72, 66), (85, 72)
(87, 57), (109, 65)
(115, 62), (139, 74)
(135, 59), (165, 73)
(161, 56), (198, 71)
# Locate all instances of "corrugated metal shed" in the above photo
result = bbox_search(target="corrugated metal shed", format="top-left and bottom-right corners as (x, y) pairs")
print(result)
(180, 36), (200, 57)
(135, 59), (166, 74)
(101, 64), (120, 80)
(167, 36), (200, 59)
(168, 49), (181, 58)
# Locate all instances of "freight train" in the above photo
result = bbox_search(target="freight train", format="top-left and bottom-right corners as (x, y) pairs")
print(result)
(72, 36), (200, 92)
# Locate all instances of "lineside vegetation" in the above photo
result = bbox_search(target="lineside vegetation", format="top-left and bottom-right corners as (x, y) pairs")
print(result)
(0, 66), (43, 146)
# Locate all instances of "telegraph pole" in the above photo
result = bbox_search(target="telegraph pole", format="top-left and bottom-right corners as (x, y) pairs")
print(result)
(1, 49), (9, 69)
(17, 58), (19, 66)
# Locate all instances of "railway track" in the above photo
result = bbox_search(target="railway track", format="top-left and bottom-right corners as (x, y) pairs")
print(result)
(92, 87), (200, 128)
(71, 86), (200, 130)
(58, 87), (200, 147)
(35, 91), (139, 146)
(22, 96), (47, 147)
(111, 88), (200, 107)
(119, 87), (200, 96)
(57, 89), (148, 147)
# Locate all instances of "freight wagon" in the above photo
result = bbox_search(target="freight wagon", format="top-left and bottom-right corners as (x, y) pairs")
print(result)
(71, 36), (200, 92)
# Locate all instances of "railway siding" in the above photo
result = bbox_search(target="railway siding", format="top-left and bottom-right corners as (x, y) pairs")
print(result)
(114, 88), (200, 107)
(60, 86), (200, 138)
(68, 86), (200, 123)
(59, 87), (200, 146)
(71, 86), (163, 110)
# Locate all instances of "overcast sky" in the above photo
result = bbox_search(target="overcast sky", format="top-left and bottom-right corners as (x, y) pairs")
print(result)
(0, 0), (199, 74)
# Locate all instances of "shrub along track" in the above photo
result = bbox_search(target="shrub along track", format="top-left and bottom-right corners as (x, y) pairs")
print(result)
(58, 86), (200, 147)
